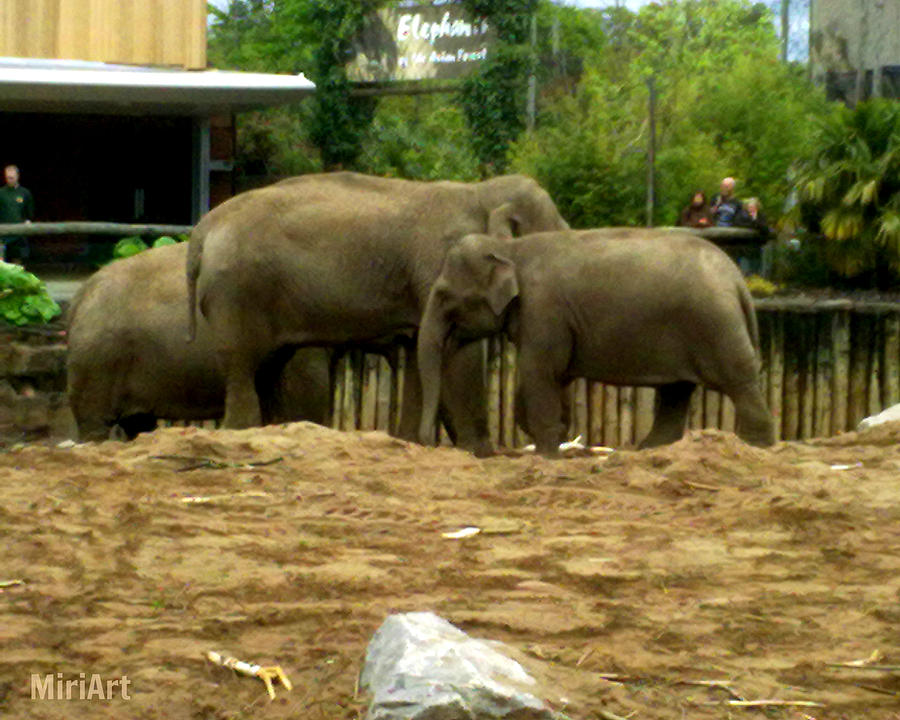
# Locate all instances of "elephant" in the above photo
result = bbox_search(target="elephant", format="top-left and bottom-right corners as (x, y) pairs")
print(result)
(186, 171), (569, 455)
(417, 228), (776, 455)
(67, 242), (331, 442)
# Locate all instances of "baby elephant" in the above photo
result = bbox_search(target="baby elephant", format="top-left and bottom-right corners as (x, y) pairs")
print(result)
(67, 242), (331, 441)
(417, 229), (775, 455)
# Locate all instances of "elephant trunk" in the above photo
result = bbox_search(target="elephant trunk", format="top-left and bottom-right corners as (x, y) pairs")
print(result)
(417, 293), (450, 446)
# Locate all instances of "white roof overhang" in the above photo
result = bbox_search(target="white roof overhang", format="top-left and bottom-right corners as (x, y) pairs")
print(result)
(0, 58), (316, 116)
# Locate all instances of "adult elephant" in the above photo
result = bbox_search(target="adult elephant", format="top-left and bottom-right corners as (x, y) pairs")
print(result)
(68, 242), (331, 441)
(417, 229), (775, 455)
(186, 171), (568, 455)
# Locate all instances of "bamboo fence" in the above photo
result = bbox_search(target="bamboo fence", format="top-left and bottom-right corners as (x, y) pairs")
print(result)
(328, 300), (900, 447)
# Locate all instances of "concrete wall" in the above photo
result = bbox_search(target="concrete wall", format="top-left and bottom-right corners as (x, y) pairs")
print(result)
(811, 0), (900, 94)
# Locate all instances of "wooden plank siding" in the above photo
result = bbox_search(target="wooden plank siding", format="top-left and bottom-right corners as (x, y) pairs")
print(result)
(0, 0), (206, 68)
(328, 304), (900, 448)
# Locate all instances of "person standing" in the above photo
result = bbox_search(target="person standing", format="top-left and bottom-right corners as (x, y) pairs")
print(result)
(0, 164), (34, 263)
(677, 190), (713, 228)
(710, 176), (743, 227)
(734, 197), (770, 236)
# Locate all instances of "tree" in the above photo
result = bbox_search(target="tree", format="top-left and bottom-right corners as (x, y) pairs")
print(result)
(458, 0), (539, 176)
(359, 95), (480, 181)
(208, 0), (382, 171)
(788, 98), (900, 288)
(510, 0), (827, 229)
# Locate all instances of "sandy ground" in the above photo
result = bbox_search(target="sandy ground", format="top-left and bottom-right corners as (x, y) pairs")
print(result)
(1, 422), (899, 720)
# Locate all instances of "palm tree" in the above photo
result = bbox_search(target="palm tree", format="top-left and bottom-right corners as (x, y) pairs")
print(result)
(789, 99), (900, 287)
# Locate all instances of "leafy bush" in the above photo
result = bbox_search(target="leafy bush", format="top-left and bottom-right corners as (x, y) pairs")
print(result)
(113, 236), (149, 259)
(0, 262), (61, 326)
(359, 95), (480, 181)
(745, 274), (780, 297)
(102, 234), (188, 266)
(787, 98), (900, 288)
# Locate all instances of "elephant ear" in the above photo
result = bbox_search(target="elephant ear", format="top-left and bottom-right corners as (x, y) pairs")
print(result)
(488, 203), (520, 239)
(486, 253), (519, 315)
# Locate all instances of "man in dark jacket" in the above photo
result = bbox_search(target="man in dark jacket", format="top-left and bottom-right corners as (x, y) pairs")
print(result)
(710, 176), (742, 227)
(0, 164), (34, 263)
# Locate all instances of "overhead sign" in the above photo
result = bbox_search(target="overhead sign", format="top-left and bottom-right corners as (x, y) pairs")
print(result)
(348, 1), (493, 82)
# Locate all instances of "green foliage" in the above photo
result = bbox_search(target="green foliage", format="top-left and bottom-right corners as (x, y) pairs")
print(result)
(100, 235), (187, 266)
(113, 236), (149, 260)
(281, 0), (381, 169)
(509, 89), (647, 226)
(359, 95), (480, 181)
(459, 0), (538, 175)
(207, 0), (288, 72)
(510, 0), (826, 229)
(233, 108), (322, 180)
(208, 0), (383, 171)
(787, 98), (900, 288)
(745, 274), (780, 297)
(0, 262), (60, 326)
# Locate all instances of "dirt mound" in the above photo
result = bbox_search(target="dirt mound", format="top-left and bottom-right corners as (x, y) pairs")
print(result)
(1, 422), (899, 719)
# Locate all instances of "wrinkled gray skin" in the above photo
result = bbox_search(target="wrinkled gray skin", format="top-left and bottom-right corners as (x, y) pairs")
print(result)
(68, 243), (331, 442)
(418, 229), (775, 455)
(186, 171), (568, 455)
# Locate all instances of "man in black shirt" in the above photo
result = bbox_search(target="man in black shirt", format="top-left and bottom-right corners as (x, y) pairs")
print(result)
(0, 164), (34, 263)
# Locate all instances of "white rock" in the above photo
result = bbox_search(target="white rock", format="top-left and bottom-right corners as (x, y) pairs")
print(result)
(360, 612), (564, 720)
(857, 403), (900, 430)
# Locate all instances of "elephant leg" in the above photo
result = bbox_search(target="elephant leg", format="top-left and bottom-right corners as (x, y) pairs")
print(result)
(439, 341), (492, 457)
(515, 383), (568, 449)
(640, 382), (696, 449)
(256, 345), (299, 425)
(222, 350), (264, 429)
(282, 347), (332, 426)
(398, 344), (463, 446)
(396, 345), (423, 442)
(729, 380), (775, 446)
(517, 353), (566, 457)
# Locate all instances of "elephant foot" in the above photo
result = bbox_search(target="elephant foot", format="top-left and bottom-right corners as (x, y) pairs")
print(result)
(464, 437), (495, 458)
(466, 440), (494, 457)
(639, 383), (695, 449)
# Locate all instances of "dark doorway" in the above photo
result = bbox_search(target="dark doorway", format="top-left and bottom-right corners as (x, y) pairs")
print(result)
(0, 112), (193, 266)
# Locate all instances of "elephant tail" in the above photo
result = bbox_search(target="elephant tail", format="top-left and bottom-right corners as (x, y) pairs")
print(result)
(737, 277), (760, 353)
(186, 225), (204, 343)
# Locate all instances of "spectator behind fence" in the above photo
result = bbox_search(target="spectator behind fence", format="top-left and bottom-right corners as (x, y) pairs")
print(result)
(734, 197), (771, 237)
(0, 164), (34, 263)
(710, 176), (743, 227)
(677, 190), (713, 228)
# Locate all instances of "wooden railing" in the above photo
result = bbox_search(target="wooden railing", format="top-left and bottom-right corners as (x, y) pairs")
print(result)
(0, 222), (193, 237)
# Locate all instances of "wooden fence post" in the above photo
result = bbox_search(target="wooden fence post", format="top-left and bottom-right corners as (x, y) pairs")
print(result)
(813, 313), (833, 437)
(634, 387), (655, 443)
(884, 313), (900, 408)
(799, 313), (816, 439)
(604, 385), (619, 447)
(831, 311), (850, 433)
(847, 313), (870, 428)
